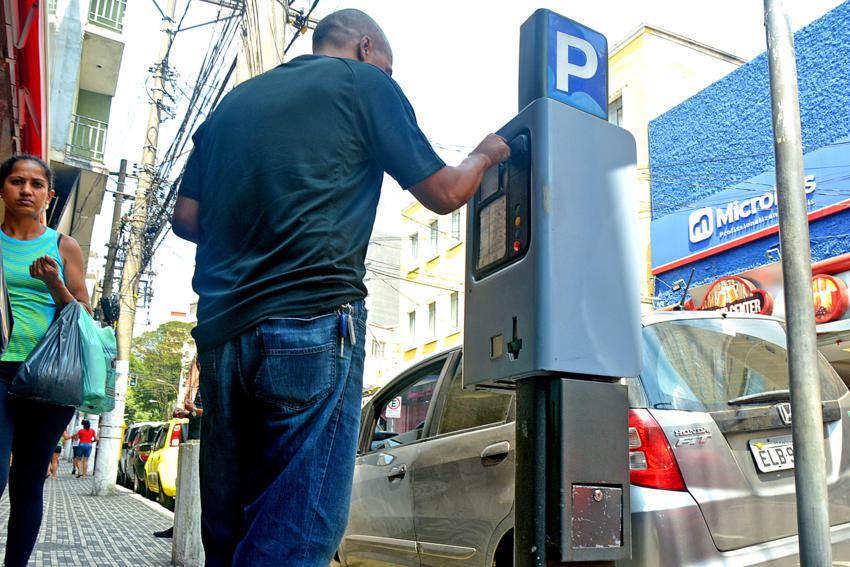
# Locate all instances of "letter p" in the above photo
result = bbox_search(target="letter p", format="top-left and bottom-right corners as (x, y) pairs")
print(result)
(555, 32), (598, 93)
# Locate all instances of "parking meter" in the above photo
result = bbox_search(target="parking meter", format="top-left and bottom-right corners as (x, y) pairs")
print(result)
(463, 9), (642, 565)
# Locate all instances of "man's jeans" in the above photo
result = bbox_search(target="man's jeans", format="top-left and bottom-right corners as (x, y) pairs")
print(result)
(198, 301), (367, 567)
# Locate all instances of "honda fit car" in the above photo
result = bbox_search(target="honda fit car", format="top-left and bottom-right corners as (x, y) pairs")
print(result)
(338, 311), (850, 566)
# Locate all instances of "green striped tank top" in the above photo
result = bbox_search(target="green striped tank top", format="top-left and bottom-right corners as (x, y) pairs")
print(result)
(1, 227), (65, 361)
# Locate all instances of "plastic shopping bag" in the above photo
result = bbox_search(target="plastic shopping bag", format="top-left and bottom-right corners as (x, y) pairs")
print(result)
(10, 301), (83, 407)
(78, 310), (117, 415)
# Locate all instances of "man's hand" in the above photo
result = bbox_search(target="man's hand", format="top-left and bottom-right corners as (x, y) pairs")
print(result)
(173, 408), (191, 419)
(410, 134), (511, 215)
(469, 134), (511, 169)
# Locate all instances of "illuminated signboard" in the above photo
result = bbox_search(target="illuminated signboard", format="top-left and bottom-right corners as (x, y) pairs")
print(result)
(696, 276), (774, 316)
(813, 275), (849, 324)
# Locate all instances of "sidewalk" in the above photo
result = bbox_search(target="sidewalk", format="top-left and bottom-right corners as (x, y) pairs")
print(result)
(0, 461), (174, 566)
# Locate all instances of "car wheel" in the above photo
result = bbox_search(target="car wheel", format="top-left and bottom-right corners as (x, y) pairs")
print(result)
(134, 472), (147, 497)
(158, 478), (174, 511)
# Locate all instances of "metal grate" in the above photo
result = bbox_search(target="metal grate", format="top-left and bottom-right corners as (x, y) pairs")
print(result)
(67, 114), (108, 162)
(87, 0), (127, 33)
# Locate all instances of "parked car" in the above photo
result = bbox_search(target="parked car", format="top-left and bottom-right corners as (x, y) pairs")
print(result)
(128, 422), (163, 496)
(145, 418), (188, 511)
(339, 311), (850, 566)
(118, 421), (159, 487)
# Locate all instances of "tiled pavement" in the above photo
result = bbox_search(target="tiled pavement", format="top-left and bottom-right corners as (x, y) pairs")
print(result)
(0, 461), (173, 566)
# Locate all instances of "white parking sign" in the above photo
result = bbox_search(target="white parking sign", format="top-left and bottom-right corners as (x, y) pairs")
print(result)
(385, 397), (402, 419)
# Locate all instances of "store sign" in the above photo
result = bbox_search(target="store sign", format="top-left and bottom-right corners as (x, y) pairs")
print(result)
(695, 276), (774, 315)
(651, 139), (850, 274)
(813, 275), (849, 324)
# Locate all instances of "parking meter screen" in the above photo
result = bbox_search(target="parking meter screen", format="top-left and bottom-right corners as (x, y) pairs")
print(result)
(477, 196), (507, 269)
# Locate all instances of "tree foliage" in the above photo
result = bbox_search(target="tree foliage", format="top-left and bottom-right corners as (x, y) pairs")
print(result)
(125, 321), (194, 423)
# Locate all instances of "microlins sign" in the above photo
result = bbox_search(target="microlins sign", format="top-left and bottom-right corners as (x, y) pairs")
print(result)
(688, 176), (816, 244)
(651, 138), (850, 275)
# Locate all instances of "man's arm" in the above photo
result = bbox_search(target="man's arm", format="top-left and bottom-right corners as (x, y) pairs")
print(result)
(172, 196), (200, 243)
(410, 134), (510, 215)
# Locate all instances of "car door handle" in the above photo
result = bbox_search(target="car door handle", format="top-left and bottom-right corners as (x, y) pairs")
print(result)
(481, 441), (511, 465)
(388, 464), (406, 481)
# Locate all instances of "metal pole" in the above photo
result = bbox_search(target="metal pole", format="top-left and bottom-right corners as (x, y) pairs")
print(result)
(763, 1), (832, 563)
(95, 158), (127, 323)
(93, 0), (178, 496)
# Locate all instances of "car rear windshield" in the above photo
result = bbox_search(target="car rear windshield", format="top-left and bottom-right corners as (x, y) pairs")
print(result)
(639, 318), (845, 412)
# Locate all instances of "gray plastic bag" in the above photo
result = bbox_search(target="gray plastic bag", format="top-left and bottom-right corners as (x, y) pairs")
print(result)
(10, 301), (84, 407)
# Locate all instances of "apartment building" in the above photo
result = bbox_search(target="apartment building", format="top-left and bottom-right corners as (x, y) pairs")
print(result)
(46, 0), (126, 273)
(398, 202), (465, 364)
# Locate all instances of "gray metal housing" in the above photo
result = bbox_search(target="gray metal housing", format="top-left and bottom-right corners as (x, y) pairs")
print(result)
(464, 97), (642, 387)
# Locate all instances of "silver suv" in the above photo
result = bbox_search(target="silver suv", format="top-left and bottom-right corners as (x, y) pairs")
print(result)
(339, 312), (850, 566)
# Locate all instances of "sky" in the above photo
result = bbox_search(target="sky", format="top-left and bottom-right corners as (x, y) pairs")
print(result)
(94, 0), (847, 333)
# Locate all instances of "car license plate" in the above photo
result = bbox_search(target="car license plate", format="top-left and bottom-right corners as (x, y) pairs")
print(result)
(749, 436), (794, 473)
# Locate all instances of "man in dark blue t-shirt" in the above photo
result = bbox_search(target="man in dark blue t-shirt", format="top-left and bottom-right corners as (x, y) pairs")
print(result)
(173, 9), (509, 566)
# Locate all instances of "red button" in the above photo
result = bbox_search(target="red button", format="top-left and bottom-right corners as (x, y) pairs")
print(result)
(513, 241), (521, 252)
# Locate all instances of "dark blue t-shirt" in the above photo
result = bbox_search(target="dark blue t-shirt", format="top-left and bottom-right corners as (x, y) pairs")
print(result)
(178, 55), (445, 350)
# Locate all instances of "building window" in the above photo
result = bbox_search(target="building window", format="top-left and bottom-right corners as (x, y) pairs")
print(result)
(409, 233), (419, 260)
(371, 340), (385, 357)
(608, 97), (623, 127)
(451, 210), (461, 240)
(428, 302), (436, 336)
(429, 220), (439, 255)
(450, 291), (459, 328)
(408, 311), (416, 338)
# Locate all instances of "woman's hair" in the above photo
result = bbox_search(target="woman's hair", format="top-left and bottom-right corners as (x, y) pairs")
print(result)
(82, 419), (91, 430)
(0, 154), (54, 190)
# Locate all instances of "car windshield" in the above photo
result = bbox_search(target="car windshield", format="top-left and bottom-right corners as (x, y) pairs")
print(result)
(639, 317), (845, 412)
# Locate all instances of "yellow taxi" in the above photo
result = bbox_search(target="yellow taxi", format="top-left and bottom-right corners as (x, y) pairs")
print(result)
(144, 418), (188, 510)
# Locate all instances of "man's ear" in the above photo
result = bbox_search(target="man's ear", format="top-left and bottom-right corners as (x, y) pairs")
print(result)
(357, 36), (372, 61)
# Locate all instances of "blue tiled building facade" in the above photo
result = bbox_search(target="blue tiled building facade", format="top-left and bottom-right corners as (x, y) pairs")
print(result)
(648, 1), (850, 307)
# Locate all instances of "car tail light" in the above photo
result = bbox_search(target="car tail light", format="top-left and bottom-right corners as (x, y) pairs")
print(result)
(170, 424), (182, 447)
(628, 409), (686, 491)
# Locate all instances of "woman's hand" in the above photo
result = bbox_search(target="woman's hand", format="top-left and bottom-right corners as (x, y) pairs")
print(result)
(29, 256), (61, 287)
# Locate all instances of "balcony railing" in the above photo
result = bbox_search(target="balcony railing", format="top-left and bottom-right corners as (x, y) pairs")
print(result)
(87, 0), (126, 33)
(67, 114), (108, 162)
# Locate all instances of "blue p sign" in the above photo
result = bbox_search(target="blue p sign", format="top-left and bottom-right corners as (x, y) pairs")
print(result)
(519, 10), (608, 119)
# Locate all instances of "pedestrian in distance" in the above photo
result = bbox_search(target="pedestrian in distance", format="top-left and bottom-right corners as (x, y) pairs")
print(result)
(47, 431), (72, 480)
(172, 8), (510, 567)
(71, 432), (81, 475)
(0, 154), (92, 567)
(72, 419), (97, 479)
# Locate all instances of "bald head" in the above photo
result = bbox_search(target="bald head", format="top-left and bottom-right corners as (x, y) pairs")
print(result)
(312, 9), (393, 75)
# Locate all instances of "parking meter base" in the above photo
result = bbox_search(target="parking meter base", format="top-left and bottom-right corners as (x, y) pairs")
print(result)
(515, 377), (631, 565)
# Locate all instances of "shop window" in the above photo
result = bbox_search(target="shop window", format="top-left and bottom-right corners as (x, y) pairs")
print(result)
(608, 97), (623, 127)
(451, 210), (461, 240)
(450, 291), (459, 328)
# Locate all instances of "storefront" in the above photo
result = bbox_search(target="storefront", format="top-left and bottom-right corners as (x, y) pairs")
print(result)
(2, 0), (48, 158)
(648, 2), (850, 383)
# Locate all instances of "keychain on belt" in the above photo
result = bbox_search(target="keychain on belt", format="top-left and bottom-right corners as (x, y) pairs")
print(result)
(338, 303), (356, 357)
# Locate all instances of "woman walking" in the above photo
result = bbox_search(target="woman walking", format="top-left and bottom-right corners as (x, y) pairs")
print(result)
(73, 420), (97, 479)
(0, 154), (91, 567)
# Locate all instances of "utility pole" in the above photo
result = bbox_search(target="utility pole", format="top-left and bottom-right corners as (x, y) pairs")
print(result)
(763, 1), (832, 563)
(93, 0), (178, 496)
(95, 158), (127, 323)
